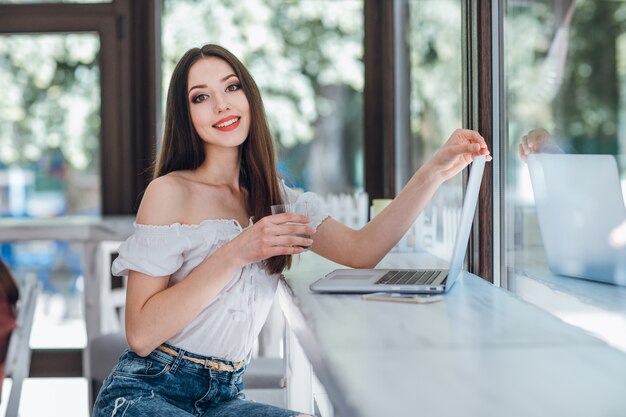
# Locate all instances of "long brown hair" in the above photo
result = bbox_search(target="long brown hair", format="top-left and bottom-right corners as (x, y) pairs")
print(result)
(156, 44), (290, 274)
(0, 260), (19, 308)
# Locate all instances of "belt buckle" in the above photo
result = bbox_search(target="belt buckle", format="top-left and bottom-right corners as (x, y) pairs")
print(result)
(204, 360), (224, 372)
(203, 359), (214, 370)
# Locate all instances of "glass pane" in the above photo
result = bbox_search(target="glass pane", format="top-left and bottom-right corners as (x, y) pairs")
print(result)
(504, 1), (626, 313)
(161, 0), (364, 195)
(406, 0), (463, 257)
(0, 33), (101, 348)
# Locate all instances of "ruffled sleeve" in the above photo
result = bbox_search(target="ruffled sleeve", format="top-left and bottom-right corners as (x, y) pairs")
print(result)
(280, 181), (330, 229)
(111, 225), (190, 277)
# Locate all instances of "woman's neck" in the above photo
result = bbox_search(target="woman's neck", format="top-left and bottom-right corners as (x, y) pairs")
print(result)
(194, 145), (241, 188)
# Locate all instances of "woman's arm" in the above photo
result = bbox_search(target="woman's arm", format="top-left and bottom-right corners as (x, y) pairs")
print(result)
(125, 177), (315, 356)
(311, 129), (491, 268)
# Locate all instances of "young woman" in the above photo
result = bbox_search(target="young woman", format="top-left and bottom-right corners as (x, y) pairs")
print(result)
(93, 44), (491, 417)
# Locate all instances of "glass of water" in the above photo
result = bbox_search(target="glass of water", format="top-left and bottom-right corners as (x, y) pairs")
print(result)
(270, 202), (311, 249)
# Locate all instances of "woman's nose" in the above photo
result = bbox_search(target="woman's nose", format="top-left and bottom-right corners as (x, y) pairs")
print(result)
(213, 93), (230, 113)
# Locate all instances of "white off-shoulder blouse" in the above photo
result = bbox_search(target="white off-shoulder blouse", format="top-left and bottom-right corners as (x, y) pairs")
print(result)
(112, 183), (329, 362)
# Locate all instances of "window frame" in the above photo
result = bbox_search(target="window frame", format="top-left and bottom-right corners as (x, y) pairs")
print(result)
(0, 0), (159, 215)
(0, 0), (159, 377)
(365, 0), (495, 283)
(364, 0), (396, 201)
(465, 0), (495, 284)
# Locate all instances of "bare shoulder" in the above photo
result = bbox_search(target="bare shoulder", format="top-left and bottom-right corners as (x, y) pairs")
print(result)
(136, 174), (190, 225)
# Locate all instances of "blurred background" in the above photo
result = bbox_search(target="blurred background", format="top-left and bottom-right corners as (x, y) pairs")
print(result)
(2, 0), (626, 415)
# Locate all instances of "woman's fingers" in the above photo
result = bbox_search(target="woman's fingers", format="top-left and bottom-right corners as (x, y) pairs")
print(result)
(267, 212), (310, 225)
(519, 128), (556, 163)
(452, 129), (490, 150)
(255, 215), (316, 253)
(442, 142), (489, 161)
(262, 218), (314, 235)
(519, 143), (528, 162)
(446, 130), (491, 156)
(451, 128), (486, 143)
(271, 234), (314, 248)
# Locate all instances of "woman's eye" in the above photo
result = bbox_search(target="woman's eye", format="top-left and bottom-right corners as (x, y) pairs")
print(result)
(192, 94), (208, 104)
(226, 84), (241, 92)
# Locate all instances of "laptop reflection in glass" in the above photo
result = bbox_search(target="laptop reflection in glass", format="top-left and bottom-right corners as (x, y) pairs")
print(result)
(527, 154), (626, 285)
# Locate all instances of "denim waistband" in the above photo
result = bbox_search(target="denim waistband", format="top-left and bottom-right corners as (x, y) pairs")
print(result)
(155, 343), (245, 372)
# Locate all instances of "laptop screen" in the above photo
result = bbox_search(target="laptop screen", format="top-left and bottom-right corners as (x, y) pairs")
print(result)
(445, 155), (486, 290)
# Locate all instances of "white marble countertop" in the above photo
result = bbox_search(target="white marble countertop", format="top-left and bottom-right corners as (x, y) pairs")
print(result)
(279, 252), (626, 417)
(512, 245), (626, 352)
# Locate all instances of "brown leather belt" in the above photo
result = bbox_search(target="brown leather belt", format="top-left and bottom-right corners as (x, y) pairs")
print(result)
(156, 345), (244, 372)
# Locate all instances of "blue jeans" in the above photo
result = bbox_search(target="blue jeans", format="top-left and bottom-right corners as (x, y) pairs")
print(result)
(93, 343), (301, 417)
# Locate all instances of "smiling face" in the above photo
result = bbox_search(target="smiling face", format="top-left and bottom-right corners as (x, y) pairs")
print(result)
(187, 57), (251, 150)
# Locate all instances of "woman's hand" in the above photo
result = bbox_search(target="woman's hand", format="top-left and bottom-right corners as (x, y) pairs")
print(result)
(518, 128), (563, 162)
(426, 129), (491, 183)
(226, 213), (316, 266)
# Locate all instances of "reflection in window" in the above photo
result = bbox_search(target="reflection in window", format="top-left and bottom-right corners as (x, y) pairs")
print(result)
(505, 0), (626, 274)
(0, 33), (101, 348)
(161, 0), (364, 195)
(406, 0), (463, 258)
(506, 0), (625, 158)
(504, 1), (626, 345)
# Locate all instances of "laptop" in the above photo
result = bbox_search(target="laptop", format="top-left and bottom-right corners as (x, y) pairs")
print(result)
(310, 155), (486, 294)
(527, 154), (626, 285)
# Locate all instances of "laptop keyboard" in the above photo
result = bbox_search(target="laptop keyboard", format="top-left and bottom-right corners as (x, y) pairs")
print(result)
(375, 270), (439, 286)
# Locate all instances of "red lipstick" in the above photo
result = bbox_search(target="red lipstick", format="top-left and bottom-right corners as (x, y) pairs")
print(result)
(212, 116), (240, 132)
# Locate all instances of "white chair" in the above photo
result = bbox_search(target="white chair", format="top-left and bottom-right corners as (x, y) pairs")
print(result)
(4, 278), (39, 417)
(247, 297), (286, 389)
(88, 241), (127, 408)
(96, 241), (126, 335)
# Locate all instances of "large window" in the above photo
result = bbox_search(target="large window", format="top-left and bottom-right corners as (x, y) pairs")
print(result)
(0, 33), (102, 349)
(161, 0), (364, 195)
(0, 34), (101, 219)
(408, 0), (463, 172)
(503, 0), (626, 344)
(406, 0), (463, 258)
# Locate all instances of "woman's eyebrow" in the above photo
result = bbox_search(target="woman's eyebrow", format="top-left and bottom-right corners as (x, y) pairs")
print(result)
(188, 84), (207, 95)
(221, 73), (237, 82)
(188, 74), (238, 95)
